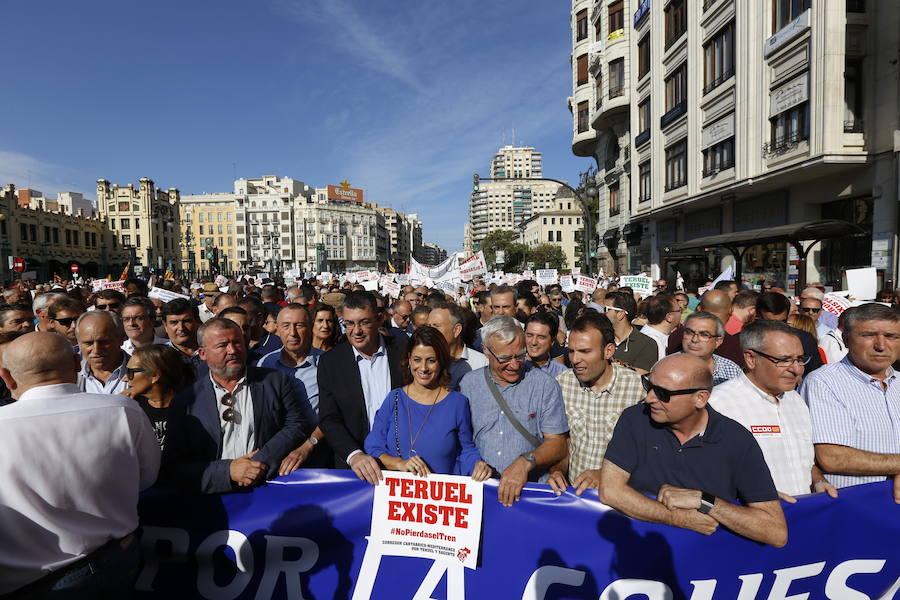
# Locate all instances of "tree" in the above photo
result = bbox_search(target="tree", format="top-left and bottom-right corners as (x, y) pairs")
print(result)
(479, 230), (528, 272)
(527, 244), (568, 272)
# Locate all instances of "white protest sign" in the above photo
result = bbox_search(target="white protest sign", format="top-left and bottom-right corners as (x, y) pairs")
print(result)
(559, 275), (575, 293)
(571, 267), (581, 276)
(536, 269), (558, 287)
(522, 270), (534, 279)
(361, 280), (379, 292)
(368, 272), (381, 282)
(846, 267), (877, 301)
(93, 280), (126, 293)
(356, 270), (370, 282)
(459, 251), (488, 281)
(382, 280), (401, 298)
(368, 472), (483, 569)
(148, 287), (190, 303)
(708, 265), (734, 290)
(822, 292), (852, 316)
(620, 274), (654, 297)
(574, 275), (597, 294)
(435, 280), (457, 296)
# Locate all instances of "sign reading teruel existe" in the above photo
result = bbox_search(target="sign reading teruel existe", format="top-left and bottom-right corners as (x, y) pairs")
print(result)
(367, 472), (483, 570)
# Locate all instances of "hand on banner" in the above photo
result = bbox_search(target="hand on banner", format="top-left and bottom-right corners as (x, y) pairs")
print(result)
(470, 460), (492, 482)
(571, 469), (602, 496)
(669, 508), (719, 535)
(777, 491), (798, 504)
(230, 450), (267, 487)
(349, 452), (383, 485)
(547, 471), (569, 496)
(657, 484), (702, 510)
(401, 455), (432, 477)
(811, 479), (840, 499)
(279, 441), (313, 476)
(498, 459), (530, 507)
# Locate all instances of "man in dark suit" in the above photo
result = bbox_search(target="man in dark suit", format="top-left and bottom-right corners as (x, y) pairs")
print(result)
(318, 291), (405, 483)
(162, 317), (307, 494)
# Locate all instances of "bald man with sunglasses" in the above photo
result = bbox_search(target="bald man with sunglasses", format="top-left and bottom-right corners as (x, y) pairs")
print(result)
(599, 354), (787, 547)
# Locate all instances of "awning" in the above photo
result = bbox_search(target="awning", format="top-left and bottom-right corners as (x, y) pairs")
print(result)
(670, 219), (864, 252)
(602, 227), (620, 243)
(622, 222), (642, 237)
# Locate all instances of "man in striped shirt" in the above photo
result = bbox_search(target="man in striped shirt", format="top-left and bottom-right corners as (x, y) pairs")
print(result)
(800, 303), (900, 501)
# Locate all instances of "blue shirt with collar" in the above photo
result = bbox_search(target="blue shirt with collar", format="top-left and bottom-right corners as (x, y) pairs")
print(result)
(257, 347), (324, 426)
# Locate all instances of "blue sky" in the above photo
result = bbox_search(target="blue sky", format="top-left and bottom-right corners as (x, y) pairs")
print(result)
(0, 1), (592, 252)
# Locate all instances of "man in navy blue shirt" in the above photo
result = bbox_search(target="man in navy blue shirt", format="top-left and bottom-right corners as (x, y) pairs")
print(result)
(599, 354), (787, 547)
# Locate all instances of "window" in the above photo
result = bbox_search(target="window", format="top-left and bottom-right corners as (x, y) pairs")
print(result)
(637, 35), (651, 79)
(665, 0), (687, 49)
(703, 137), (735, 176)
(665, 140), (688, 191)
(637, 98), (652, 143)
(704, 22), (735, 93)
(608, 183), (621, 216)
(543, 217), (547, 224)
(609, 59), (625, 98)
(198, 213), (204, 222)
(44, 226), (50, 242)
(770, 102), (810, 149)
(844, 58), (863, 132)
(118, 201), (129, 212)
(576, 9), (588, 41)
(29, 224), (36, 241)
(52, 228), (59, 243)
(665, 63), (687, 111)
(773, 0), (811, 32)
(110, 218), (116, 229)
(846, 0), (865, 12)
(122, 234), (131, 246)
(199, 225), (204, 235)
(120, 218), (130, 229)
(577, 101), (590, 133)
(556, 231), (562, 242)
(20, 223), (27, 241)
(218, 224), (223, 235)
(639, 161), (652, 202)
(608, 1), (624, 37)
(576, 54), (589, 86)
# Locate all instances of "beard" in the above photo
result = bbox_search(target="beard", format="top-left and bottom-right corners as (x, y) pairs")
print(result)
(210, 357), (245, 379)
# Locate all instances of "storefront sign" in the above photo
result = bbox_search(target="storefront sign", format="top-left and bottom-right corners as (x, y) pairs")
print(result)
(702, 113), (735, 149)
(770, 74), (808, 116)
(764, 9), (810, 57)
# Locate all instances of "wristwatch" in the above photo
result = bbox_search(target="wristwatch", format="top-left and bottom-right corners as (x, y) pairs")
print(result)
(697, 491), (716, 514)
(308, 436), (319, 447)
(520, 451), (537, 467)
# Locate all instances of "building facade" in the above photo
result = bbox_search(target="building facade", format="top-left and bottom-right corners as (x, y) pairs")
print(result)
(0, 184), (130, 281)
(421, 242), (448, 265)
(571, 0), (900, 292)
(469, 145), (561, 250)
(376, 206), (423, 272)
(96, 178), (182, 273)
(178, 193), (239, 275)
(520, 187), (585, 271)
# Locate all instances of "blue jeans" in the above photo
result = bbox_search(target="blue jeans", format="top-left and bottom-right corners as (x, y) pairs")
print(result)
(9, 535), (140, 600)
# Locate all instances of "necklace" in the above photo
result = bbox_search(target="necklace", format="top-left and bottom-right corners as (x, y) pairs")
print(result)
(405, 385), (441, 457)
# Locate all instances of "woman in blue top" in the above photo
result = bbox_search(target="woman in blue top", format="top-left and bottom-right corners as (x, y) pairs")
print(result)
(365, 326), (491, 480)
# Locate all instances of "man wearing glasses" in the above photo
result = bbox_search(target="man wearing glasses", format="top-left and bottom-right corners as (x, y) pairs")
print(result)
(710, 320), (836, 501)
(318, 291), (405, 482)
(599, 354), (788, 547)
(678, 312), (742, 386)
(93, 289), (126, 314)
(387, 299), (414, 336)
(459, 316), (568, 507)
(46, 297), (86, 348)
(640, 294), (682, 362)
(120, 297), (167, 355)
(798, 297), (831, 341)
(163, 318), (307, 494)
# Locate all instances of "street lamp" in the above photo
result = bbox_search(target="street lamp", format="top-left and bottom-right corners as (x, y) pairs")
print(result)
(473, 169), (599, 274)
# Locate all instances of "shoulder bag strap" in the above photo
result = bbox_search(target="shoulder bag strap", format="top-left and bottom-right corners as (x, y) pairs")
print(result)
(482, 368), (541, 448)
(393, 390), (402, 457)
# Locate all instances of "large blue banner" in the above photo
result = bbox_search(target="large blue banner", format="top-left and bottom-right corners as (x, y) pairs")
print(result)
(136, 471), (900, 599)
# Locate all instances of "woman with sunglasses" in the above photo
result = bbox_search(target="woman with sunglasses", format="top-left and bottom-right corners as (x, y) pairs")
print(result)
(364, 326), (491, 481)
(311, 302), (341, 352)
(122, 344), (195, 449)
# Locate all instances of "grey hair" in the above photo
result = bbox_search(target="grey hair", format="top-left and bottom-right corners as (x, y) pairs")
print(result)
(197, 317), (243, 349)
(685, 311), (725, 338)
(739, 319), (800, 352)
(489, 285), (518, 302)
(842, 303), (900, 336)
(481, 315), (524, 349)
(32, 292), (67, 314)
(75, 310), (125, 341)
(800, 287), (825, 301)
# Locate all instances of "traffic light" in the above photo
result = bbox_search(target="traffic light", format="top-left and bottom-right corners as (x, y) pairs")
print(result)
(472, 173), (480, 190)
(205, 242), (213, 260)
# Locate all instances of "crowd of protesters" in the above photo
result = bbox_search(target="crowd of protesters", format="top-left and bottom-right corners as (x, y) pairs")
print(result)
(0, 271), (898, 596)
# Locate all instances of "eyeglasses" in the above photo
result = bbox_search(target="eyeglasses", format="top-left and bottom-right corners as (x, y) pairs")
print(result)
(600, 305), (625, 314)
(126, 367), (146, 380)
(683, 326), (720, 342)
(221, 392), (236, 423)
(344, 319), (376, 330)
(52, 317), (77, 327)
(798, 307), (821, 314)
(96, 302), (121, 311)
(540, 303), (551, 309)
(485, 346), (528, 365)
(641, 375), (709, 403)
(751, 349), (811, 368)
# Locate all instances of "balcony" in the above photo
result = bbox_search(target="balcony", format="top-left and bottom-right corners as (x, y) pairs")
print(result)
(660, 102), (687, 129)
(608, 84), (624, 99)
(761, 131), (809, 158)
(634, 129), (651, 148)
(702, 68), (734, 95)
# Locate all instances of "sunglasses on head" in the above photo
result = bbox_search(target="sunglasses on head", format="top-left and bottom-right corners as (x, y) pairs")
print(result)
(641, 374), (708, 403)
(52, 317), (77, 327)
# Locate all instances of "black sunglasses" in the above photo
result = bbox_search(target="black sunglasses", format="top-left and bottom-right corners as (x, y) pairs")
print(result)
(221, 393), (236, 423)
(126, 367), (146, 380)
(52, 317), (77, 327)
(798, 307), (821, 313)
(97, 302), (121, 310)
(641, 374), (709, 403)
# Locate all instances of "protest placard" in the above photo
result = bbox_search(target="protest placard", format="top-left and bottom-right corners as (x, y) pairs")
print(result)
(396, 274), (411, 286)
(459, 251), (488, 280)
(620, 274), (654, 297)
(148, 287), (190, 303)
(367, 472), (483, 570)
(215, 275), (227, 287)
(823, 292), (852, 316)
(559, 275), (575, 293)
(361, 280), (379, 292)
(92, 280), (126, 293)
(536, 269), (558, 287)
(574, 275), (597, 294)
(382, 280), (401, 298)
(846, 267), (877, 300)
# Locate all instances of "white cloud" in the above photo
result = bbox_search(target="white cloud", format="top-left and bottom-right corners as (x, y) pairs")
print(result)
(0, 148), (92, 198)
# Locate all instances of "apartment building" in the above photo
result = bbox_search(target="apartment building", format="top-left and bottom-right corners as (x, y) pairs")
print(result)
(520, 187), (585, 271)
(571, 0), (900, 291)
(178, 193), (239, 273)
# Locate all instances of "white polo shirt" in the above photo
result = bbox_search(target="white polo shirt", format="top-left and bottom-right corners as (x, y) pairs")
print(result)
(709, 372), (814, 496)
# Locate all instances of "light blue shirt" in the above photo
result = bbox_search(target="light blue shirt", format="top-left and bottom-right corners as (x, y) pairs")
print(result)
(459, 365), (568, 483)
(353, 336), (391, 429)
(79, 353), (129, 395)
(801, 356), (900, 488)
(257, 347), (324, 427)
(526, 358), (568, 379)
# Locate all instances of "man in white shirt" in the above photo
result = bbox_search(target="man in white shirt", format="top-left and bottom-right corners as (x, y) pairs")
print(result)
(121, 296), (168, 354)
(0, 332), (160, 595)
(427, 301), (488, 390)
(640, 294), (681, 361)
(198, 282), (219, 323)
(76, 311), (130, 395)
(709, 320), (837, 501)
